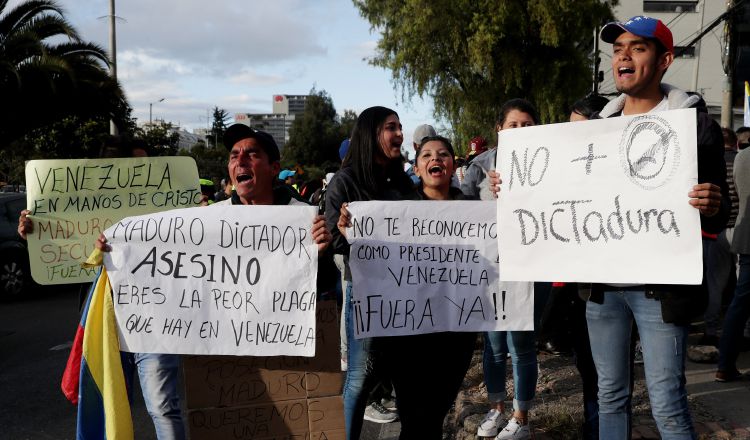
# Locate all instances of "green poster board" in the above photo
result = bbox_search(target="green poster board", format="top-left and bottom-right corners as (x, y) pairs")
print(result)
(25, 157), (202, 285)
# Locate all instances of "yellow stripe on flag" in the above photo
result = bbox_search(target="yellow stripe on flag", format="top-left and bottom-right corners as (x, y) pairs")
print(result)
(82, 269), (133, 440)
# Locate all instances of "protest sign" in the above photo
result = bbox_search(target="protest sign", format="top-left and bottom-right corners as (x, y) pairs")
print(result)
(183, 301), (344, 440)
(497, 108), (702, 284)
(103, 204), (319, 357)
(25, 157), (201, 285)
(346, 200), (533, 338)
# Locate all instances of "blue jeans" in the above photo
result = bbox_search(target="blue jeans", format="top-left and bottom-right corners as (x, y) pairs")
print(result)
(706, 231), (736, 336)
(481, 282), (549, 411)
(343, 284), (382, 440)
(123, 353), (185, 440)
(718, 254), (750, 373)
(586, 290), (695, 440)
(482, 330), (537, 410)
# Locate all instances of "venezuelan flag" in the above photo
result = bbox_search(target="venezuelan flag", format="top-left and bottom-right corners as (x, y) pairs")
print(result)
(70, 267), (133, 440)
(61, 279), (94, 404)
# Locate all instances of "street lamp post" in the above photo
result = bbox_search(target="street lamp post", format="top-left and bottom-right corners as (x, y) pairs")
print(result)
(109, 0), (118, 135)
(149, 98), (165, 126)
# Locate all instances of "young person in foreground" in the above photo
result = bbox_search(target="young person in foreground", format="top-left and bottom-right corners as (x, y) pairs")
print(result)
(325, 106), (417, 439)
(582, 16), (728, 439)
(338, 135), (477, 438)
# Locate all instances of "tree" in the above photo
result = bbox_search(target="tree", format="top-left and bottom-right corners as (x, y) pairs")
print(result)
(1, 109), (137, 184)
(136, 121), (180, 156)
(282, 89), (351, 170)
(0, 0), (129, 144)
(0, 139), (32, 184)
(353, 0), (615, 146)
(209, 107), (231, 148)
(339, 109), (358, 140)
(24, 115), (116, 159)
(178, 141), (227, 183)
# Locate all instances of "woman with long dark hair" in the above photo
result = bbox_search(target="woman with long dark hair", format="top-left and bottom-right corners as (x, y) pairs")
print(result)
(325, 106), (417, 439)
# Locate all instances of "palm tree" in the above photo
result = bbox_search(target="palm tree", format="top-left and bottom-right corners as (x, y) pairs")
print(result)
(0, 0), (128, 144)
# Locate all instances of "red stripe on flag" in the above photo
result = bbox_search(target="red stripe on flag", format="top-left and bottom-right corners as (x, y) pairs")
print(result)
(61, 325), (85, 404)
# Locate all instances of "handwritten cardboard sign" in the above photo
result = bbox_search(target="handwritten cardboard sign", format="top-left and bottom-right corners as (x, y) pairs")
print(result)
(25, 157), (201, 285)
(346, 200), (533, 338)
(183, 300), (344, 440)
(103, 204), (319, 357)
(497, 108), (702, 284)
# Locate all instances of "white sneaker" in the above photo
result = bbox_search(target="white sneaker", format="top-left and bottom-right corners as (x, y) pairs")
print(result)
(496, 417), (530, 440)
(363, 402), (398, 424)
(477, 409), (505, 437)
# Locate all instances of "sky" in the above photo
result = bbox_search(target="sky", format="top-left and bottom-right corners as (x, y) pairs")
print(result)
(14, 0), (436, 148)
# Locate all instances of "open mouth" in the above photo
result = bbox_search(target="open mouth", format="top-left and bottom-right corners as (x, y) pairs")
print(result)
(236, 173), (253, 183)
(428, 165), (444, 176)
(618, 66), (635, 77)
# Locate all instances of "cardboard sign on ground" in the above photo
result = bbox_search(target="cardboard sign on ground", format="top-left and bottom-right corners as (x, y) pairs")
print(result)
(184, 300), (344, 440)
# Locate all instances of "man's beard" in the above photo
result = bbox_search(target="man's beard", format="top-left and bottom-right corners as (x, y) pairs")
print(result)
(615, 65), (660, 97)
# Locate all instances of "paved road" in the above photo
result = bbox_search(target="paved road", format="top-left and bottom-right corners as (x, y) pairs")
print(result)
(2, 287), (748, 439)
(685, 347), (750, 430)
(0, 285), (154, 440)
(358, 343), (750, 440)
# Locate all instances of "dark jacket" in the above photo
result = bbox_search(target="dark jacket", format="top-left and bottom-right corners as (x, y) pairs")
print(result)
(325, 164), (418, 279)
(214, 185), (308, 207)
(582, 84), (728, 325)
(416, 186), (467, 201)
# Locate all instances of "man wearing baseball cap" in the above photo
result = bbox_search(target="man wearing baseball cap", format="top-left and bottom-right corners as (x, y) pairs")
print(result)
(217, 124), (331, 251)
(583, 16), (728, 439)
(405, 124), (438, 185)
(412, 124), (437, 151)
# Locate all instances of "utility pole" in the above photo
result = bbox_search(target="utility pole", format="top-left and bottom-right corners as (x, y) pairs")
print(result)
(592, 26), (601, 95)
(203, 109), (210, 146)
(149, 98), (164, 126)
(721, 0), (735, 128)
(691, 0), (706, 93)
(108, 0), (118, 135)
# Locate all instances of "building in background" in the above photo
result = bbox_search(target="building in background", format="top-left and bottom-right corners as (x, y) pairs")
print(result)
(173, 128), (202, 151)
(272, 94), (308, 116)
(138, 120), (205, 151)
(603, 0), (749, 127)
(193, 127), (210, 145)
(234, 94), (309, 149)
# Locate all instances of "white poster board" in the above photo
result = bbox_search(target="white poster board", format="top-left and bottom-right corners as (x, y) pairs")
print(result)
(497, 108), (701, 284)
(347, 200), (533, 338)
(104, 204), (319, 357)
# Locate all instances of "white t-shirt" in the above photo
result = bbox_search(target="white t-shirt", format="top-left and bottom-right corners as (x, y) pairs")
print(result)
(648, 95), (669, 113)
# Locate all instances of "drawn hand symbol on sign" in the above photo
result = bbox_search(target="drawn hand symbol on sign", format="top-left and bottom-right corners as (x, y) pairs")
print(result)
(619, 115), (679, 190)
(629, 138), (666, 180)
